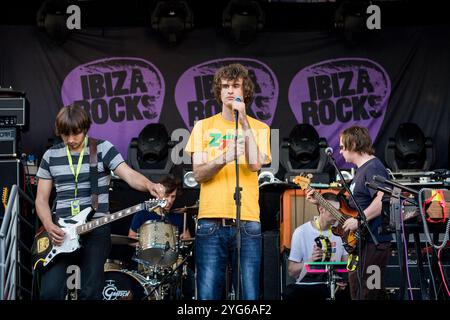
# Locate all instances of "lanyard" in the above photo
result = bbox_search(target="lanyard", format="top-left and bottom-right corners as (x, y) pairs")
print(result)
(314, 216), (332, 239)
(66, 136), (87, 198)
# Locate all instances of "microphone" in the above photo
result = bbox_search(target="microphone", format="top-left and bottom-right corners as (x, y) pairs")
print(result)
(324, 147), (333, 156)
(365, 181), (392, 195)
(372, 175), (387, 184)
(372, 175), (418, 195)
(234, 96), (242, 122)
(365, 182), (418, 205)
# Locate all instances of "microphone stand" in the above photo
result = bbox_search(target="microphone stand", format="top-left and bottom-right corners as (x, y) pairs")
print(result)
(365, 181), (414, 299)
(373, 175), (419, 196)
(234, 110), (242, 300)
(141, 245), (193, 300)
(365, 182), (417, 206)
(326, 151), (378, 300)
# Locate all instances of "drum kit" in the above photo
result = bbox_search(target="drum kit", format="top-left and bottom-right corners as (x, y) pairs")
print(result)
(102, 203), (198, 301)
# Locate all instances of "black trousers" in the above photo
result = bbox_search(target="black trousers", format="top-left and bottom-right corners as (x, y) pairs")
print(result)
(348, 241), (391, 300)
(39, 225), (111, 300)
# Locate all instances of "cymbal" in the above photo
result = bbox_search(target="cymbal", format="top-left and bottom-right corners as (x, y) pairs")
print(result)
(111, 234), (138, 245)
(180, 237), (195, 242)
(173, 203), (199, 214)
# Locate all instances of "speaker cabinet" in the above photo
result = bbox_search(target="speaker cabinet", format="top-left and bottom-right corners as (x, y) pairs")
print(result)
(0, 128), (17, 157)
(260, 230), (281, 300)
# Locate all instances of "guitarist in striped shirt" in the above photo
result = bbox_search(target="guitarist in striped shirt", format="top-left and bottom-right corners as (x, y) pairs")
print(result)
(35, 104), (165, 300)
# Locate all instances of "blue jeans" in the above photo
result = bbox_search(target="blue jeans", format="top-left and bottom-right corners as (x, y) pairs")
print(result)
(195, 219), (262, 300)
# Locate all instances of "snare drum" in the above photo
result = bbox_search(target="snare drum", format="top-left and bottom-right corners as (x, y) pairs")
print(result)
(104, 259), (125, 271)
(137, 220), (178, 267)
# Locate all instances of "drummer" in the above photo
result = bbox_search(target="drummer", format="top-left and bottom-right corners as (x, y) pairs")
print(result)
(128, 175), (191, 240)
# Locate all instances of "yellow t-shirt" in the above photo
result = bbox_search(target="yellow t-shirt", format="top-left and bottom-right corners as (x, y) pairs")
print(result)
(185, 113), (271, 222)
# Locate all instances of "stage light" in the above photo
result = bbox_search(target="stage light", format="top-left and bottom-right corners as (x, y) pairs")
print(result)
(288, 124), (321, 165)
(385, 122), (435, 172)
(280, 124), (331, 184)
(258, 170), (274, 184)
(222, 0), (265, 45)
(128, 124), (177, 181)
(151, 0), (194, 45)
(137, 123), (170, 164)
(183, 170), (198, 188)
(334, 0), (369, 42)
(36, 0), (72, 44)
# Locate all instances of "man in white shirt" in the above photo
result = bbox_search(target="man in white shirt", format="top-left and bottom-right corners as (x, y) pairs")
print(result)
(284, 192), (349, 300)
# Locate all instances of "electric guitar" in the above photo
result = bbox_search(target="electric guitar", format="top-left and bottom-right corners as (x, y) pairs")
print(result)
(31, 198), (166, 271)
(293, 175), (360, 254)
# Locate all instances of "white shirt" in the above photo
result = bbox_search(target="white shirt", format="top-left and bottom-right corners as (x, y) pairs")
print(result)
(289, 218), (348, 284)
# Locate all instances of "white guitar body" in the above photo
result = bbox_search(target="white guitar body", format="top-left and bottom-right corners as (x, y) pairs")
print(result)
(33, 199), (166, 271)
(43, 207), (93, 266)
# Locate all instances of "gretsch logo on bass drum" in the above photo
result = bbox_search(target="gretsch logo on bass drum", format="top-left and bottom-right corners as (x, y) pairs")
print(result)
(102, 280), (132, 300)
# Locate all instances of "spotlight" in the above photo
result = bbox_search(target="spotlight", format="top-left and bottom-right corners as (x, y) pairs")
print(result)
(36, 0), (72, 44)
(151, 0), (194, 45)
(137, 123), (170, 164)
(128, 124), (177, 181)
(280, 124), (332, 184)
(183, 170), (198, 189)
(258, 170), (274, 184)
(334, 0), (369, 42)
(385, 122), (435, 172)
(222, 0), (265, 45)
(288, 124), (321, 165)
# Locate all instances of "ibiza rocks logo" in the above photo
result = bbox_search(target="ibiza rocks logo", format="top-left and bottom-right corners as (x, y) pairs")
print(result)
(175, 58), (279, 131)
(288, 58), (391, 167)
(61, 57), (165, 158)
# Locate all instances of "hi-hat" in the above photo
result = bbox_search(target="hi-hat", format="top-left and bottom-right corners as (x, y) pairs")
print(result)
(111, 234), (138, 245)
(173, 203), (199, 214)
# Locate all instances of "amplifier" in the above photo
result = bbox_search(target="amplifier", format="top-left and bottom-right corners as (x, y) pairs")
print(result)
(0, 89), (29, 128)
(0, 127), (17, 157)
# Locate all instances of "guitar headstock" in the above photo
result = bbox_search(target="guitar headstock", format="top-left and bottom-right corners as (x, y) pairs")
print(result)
(2, 187), (8, 209)
(144, 198), (167, 212)
(292, 173), (313, 190)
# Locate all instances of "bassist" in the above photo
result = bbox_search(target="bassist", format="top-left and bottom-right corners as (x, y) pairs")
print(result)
(306, 126), (391, 300)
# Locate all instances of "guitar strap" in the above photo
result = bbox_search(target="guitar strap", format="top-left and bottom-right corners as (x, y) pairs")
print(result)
(89, 137), (99, 211)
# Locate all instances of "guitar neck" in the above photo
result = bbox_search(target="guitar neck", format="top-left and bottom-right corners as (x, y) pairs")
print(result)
(76, 203), (146, 235)
(310, 188), (345, 224)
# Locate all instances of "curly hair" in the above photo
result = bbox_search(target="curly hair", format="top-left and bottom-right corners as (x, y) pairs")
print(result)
(213, 63), (254, 106)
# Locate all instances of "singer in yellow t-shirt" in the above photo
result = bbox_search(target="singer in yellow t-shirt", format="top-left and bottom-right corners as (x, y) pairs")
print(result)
(185, 63), (271, 300)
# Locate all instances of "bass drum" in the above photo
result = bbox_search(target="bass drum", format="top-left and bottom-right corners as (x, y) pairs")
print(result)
(102, 270), (159, 300)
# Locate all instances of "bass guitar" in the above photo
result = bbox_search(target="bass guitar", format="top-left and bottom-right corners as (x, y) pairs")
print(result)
(293, 175), (360, 254)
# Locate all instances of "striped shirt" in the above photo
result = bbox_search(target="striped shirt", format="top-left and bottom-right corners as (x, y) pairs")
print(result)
(37, 139), (124, 218)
